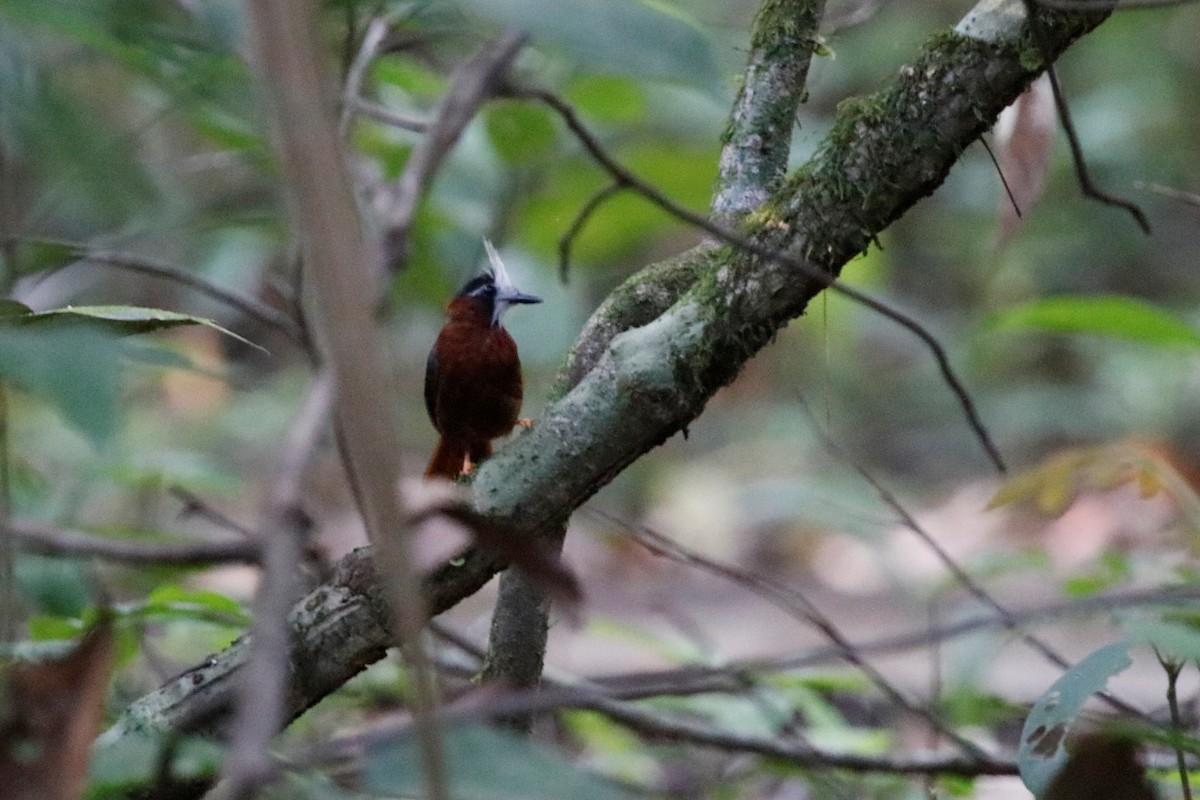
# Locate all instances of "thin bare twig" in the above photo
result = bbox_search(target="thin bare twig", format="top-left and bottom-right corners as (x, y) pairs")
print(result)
(517, 85), (1007, 475)
(350, 98), (429, 133)
(340, 14), (395, 140)
(379, 31), (526, 271)
(563, 693), (1016, 777)
(1154, 650), (1193, 800)
(1046, 65), (1150, 233)
(1136, 181), (1200, 209)
(5, 519), (259, 566)
(796, 397), (1149, 721)
(169, 486), (256, 539)
(979, 134), (1023, 221)
(585, 507), (992, 762)
(322, 666), (1018, 778)
(558, 182), (624, 283)
(1018, 3), (1151, 234)
(220, 374), (329, 797)
(588, 584), (1200, 698)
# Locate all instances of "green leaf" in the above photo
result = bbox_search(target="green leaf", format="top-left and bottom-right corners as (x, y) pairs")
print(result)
(563, 75), (647, 124)
(88, 731), (223, 795)
(142, 585), (250, 625)
(1124, 616), (1200, 663)
(8, 240), (79, 276)
(14, 555), (93, 617)
(0, 322), (125, 442)
(189, 105), (264, 152)
(18, 304), (264, 351)
(985, 295), (1200, 349)
(486, 101), (557, 163)
(365, 723), (637, 800)
(1018, 641), (1134, 797)
(456, 0), (721, 89)
(26, 613), (85, 641)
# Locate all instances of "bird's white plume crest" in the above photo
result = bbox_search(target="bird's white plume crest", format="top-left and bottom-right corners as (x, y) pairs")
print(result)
(484, 239), (517, 297)
(481, 238), (541, 326)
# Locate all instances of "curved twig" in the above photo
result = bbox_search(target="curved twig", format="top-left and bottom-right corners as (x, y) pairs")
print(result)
(557, 182), (624, 283)
(585, 507), (992, 762)
(350, 98), (429, 133)
(6, 519), (259, 566)
(516, 85), (1007, 474)
(1020, 2), (1151, 233)
(10, 237), (304, 345)
(1046, 66), (1150, 233)
(798, 398), (1152, 722)
(589, 584), (1200, 698)
(379, 31), (526, 272)
(340, 14), (394, 140)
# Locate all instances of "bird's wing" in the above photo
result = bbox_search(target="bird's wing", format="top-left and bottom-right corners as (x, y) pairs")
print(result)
(424, 346), (439, 429)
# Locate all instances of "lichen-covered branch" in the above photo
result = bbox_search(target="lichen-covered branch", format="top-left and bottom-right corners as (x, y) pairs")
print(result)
(712, 0), (829, 219)
(106, 0), (1113, 745)
(103, 546), (504, 740)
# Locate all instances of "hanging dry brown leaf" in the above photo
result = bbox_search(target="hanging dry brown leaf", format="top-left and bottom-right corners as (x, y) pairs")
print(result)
(994, 73), (1056, 247)
(0, 619), (116, 800)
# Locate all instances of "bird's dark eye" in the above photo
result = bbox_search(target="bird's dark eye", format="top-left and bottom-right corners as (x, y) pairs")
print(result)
(457, 274), (496, 300)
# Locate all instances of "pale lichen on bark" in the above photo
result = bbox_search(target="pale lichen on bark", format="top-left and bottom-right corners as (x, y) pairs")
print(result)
(105, 0), (1116, 745)
(712, 0), (829, 219)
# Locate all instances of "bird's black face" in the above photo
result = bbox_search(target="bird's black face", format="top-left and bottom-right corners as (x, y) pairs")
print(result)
(458, 273), (497, 302)
(456, 271), (541, 326)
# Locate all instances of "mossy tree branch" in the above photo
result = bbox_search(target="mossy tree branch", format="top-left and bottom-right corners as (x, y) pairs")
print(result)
(107, 0), (1113, 743)
(713, 0), (829, 219)
(482, 0), (831, 705)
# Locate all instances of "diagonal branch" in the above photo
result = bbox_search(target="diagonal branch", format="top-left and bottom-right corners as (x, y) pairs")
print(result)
(518, 84), (1007, 473)
(107, 0), (1116, 743)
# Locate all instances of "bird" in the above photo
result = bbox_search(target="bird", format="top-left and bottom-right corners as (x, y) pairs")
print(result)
(424, 240), (542, 479)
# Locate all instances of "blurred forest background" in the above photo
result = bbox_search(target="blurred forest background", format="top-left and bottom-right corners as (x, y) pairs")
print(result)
(2, 0), (1200, 798)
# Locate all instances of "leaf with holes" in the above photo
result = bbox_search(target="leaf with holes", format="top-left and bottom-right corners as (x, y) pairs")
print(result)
(1018, 641), (1134, 797)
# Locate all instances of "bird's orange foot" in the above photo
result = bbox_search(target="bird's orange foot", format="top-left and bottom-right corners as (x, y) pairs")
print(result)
(460, 456), (475, 476)
(516, 418), (535, 430)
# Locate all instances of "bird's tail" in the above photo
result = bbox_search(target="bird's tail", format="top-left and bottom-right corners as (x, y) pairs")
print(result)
(425, 437), (467, 478)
